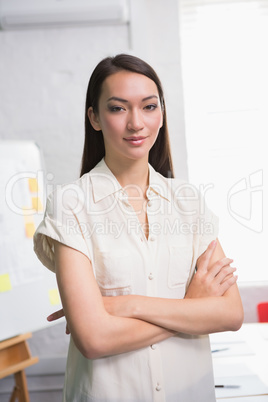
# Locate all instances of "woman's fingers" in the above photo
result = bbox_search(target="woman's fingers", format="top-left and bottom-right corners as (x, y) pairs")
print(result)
(209, 261), (238, 295)
(47, 308), (65, 322)
(215, 265), (237, 284)
(47, 308), (70, 335)
(196, 240), (217, 272)
(218, 274), (238, 294)
(188, 241), (239, 298)
(208, 257), (234, 278)
(207, 257), (238, 293)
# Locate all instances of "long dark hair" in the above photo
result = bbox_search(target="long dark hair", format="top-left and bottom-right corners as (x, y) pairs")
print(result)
(80, 54), (174, 178)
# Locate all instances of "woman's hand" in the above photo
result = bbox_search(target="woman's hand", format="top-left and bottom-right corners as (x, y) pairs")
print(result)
(47, 309), (70, 334)
(185, 240), (238, 299)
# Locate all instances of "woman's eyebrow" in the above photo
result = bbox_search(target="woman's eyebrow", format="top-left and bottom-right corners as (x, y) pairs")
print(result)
(142, 95), (159, 102)
(107, 95), (159, 103)
(107, 96), (128, 103)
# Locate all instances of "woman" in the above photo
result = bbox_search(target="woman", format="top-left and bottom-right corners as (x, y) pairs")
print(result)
(34, 54), (244, 402)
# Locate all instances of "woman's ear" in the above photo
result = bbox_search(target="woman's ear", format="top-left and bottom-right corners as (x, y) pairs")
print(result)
(87, 107), (102, 131)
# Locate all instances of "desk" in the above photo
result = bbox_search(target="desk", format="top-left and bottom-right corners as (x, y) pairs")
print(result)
(210, 323), (268, 400)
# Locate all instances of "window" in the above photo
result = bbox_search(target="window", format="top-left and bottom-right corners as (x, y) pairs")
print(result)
(179, 0), (268, 282)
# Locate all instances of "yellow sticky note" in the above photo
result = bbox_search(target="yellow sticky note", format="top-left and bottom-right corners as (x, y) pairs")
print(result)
(0, 274), (12, 292)
(25, 222), (36, 238)
(31, 197), (43, 212)
(28, 178), (39, 193)
(49, 289), (61, 306)
(22, 207), (32, 223)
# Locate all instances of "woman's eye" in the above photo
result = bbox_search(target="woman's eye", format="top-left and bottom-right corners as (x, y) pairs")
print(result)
(109, 106), (124, 112)
(144, 104), (157, 111)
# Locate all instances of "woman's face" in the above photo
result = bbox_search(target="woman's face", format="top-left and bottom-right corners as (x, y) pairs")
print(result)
(88, 70), (163, 164)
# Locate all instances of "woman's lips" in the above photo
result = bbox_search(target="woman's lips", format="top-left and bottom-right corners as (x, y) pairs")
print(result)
(124, 136), (147, 146)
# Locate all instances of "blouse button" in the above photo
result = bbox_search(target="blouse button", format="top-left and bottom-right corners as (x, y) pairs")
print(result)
(148, 273), (154, 280)
(147, 200), (152, 207)
(150, 344), (157, 350)
(150, 235), (156, 242)
(156, 383), (161, 391)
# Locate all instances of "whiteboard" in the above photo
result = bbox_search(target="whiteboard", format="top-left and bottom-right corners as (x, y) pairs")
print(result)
(0, 140), (63, 341)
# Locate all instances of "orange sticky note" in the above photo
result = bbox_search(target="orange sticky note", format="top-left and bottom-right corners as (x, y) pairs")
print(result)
(49, 289), (61, 306)
(31, 197), (43, 212)
(25, 222), (36, 238)
(28, 178), (39, 193)
(0, 274), (12, 292)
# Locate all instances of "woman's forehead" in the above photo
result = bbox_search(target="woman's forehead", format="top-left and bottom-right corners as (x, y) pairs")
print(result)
(100, 70), (159, 100)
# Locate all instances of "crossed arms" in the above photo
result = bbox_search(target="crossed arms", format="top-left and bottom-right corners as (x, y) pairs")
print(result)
(50, 239), (244, 359)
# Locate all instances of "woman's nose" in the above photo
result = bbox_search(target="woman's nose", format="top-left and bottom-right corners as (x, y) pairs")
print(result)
(127, 109), (144, 132)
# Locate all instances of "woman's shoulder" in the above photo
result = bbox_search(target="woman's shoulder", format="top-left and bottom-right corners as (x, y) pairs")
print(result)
(46, 173), (92, 211)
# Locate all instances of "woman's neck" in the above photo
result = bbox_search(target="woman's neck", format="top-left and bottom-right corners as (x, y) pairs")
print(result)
(104, 156), (149, 197)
